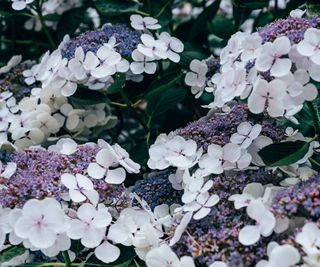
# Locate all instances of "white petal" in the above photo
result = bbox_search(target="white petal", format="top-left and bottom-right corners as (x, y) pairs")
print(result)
(87, 163), (106, 179)
(239, 225), (261, 245)
(95, 241), (120, 264)
(105, 168), (126, 184)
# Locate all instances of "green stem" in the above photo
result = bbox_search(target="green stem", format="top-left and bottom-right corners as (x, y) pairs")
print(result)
(155, 0), (171, 18)
(307, 102), (320, 137)
(62, 251), (71, 267)
(119, 87), (149, 132)
(36, 1), (56, 49)
(135, 10), (150, 16)
(309, 157), (320, 169)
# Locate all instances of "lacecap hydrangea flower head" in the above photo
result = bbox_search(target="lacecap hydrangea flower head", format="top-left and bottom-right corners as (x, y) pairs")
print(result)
(185, 13), (320, 119)
(0, 137), (144, 264)
(0, 15), (184, 150)
(0, 56), (116, 149)
(24, 14), (184, 96)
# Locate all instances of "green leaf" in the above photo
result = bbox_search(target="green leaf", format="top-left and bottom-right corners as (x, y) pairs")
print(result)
(93, 0), (139, 16)
(209, 15), (235, 40)
(146, 87), (186, 118)
(107, 73), (126, 94)
(188, 0), (222, 41)
(143, 72), (183, 101)
(70, 87), (109, 105)
(258, 141), (310, 167)
(0, 246), (25, 264)
(56, 7), (90, 39)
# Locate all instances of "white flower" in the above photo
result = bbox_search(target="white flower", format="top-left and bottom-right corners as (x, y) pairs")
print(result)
(0, 161), (16, 179)
(229, 183), (264, 209)
(61, 173), (99, 206)
(238, 199), (276, 246)
(148, 134), (171, 170)
(255, 36), (292, 77)
(297, 28), (320, 65)
(148, 134), (201, 170)
(51, 66), (77, 97)
(68, 47), (88, 81)
(158, 32), (184, 63)
(185, 59), (208, 87)
(0, 55), (22, 74)
(241, 33), (262, 61)
(48, 138), (77, 155)
(108, 208), (151, 246)
(198, 143), (241, 174)
(97, 141), (141, 173)
(256, 242), (300, 267)
(11, 0), (34, 10)
(296, 222), (320, 255)
(248, 79), (286, 117)
(137, 34), (167, 59)
(289, 9), (306, 18)
(90, 46), (121, 79)
(164, 136), (199, 169)
(146, 244), (195, 267)
(130, 15), (161, 31)
(14, 198), (68, 249)
(67, 203), (111, 248)
(230, 122), (262, 148)
(130, 50), (157, 74)
(87, 148), (126, 184)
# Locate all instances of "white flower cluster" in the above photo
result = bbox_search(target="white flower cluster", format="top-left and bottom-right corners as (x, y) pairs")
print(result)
(0, 59), (115, 149)
(0, 14), (184, 149)
(25, 15), (183, 96)
(0, 139), (146, 265)
(185, 28), (320, 119)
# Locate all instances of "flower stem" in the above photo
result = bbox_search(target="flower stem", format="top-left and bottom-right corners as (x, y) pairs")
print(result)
(62, 251), (71, 267)
(36, 1), (56, 50)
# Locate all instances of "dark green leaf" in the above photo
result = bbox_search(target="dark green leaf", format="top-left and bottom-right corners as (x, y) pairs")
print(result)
(0, 246), (25, 264)
(56, 8), (90, 39)
(107, 74), (126, 94)
(258, 141), (310, 167)
(146, 87), (186, 118)
(209, 15), (235, 40)
(188, 0), (222, 40)
(143, 72), (183, 101)
(93, 0), (139, 16)
(70, 87), (109, 105)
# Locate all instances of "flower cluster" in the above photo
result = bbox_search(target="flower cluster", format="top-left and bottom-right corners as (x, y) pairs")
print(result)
(0, 14), (184, 150)
(0, 138), (143, 264)
(0, 59), (115, 149)
(25, 15), (183, 96)
(185, 15), (320, 119)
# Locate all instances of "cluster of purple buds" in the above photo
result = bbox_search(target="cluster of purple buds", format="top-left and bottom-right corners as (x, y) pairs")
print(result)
(272, 174), (320, 222)
(258, 16), (320, 44)
(61, 24), (141, 60)
(0, 144), (130, 209)
(176, 104), (285, 151)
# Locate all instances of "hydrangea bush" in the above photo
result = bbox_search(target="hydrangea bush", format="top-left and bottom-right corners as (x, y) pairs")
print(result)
(1, 0), (320, 266)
